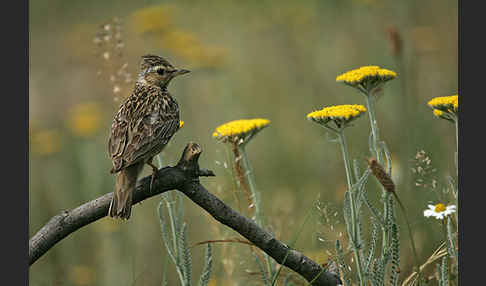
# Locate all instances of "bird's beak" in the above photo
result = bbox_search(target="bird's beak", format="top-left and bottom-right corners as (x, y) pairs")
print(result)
(173, 69), (191, 76)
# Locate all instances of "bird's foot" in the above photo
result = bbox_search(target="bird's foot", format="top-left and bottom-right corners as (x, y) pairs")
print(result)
(147, 161), (159, 193)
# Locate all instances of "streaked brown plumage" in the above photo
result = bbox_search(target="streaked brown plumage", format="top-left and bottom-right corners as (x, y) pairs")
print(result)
(108, 55), (190, 219)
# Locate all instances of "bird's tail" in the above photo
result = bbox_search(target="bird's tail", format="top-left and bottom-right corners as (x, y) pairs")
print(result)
(108, 163), (143, 220)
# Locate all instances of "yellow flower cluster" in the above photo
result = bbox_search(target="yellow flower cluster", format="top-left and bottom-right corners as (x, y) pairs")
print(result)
(130, 5), (227, 68)
(130, 5), (174, 34)
(69, 265), (94, 285)
(213, 118), (270, 143)
(179, 120), (184, 128)
(336, 66), (397, 87)
(428, 94), (458, 112)
(433, 109), (444, 117)
(428, 94), (458, 121)
(30, 129), (62, 157)
(307, 105), (367, 128)
(67, 102), (103, 138)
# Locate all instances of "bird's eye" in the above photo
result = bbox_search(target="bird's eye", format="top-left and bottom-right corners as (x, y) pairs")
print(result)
(157, 68), (165, 75)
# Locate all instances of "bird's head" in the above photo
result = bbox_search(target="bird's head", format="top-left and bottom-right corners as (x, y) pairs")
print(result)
(137, 54), (190, 88)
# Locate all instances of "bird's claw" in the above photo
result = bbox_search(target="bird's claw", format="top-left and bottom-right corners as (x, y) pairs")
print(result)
(150, 172), (156, 193)
(147, 160), (159, 194)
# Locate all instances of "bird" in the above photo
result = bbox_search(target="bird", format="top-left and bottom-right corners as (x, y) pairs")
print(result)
(107, 54), (190, 219)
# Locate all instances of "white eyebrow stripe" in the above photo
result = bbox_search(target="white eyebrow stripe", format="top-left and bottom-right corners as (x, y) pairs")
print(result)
(147, 65), (175, 73)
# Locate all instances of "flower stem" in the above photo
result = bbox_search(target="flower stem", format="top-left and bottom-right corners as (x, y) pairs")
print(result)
(232, 143), (253, 210)
(338, 130), (365, 286)
(392, 192), (422, 285)
(454, 117), (459, 180)
(240, 144), (273, 278)
(241, 144), (264, 227)
(364, 92), (390, 259)
(338, 130), (354, 189)
(454, 117), (459, 232)
(365, 93), (382, 164)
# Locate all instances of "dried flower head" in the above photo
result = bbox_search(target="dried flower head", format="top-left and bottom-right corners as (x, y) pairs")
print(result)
(336, 66), (397, 92)
(212, 118), (270, 144)
(307, 104), (367, 129)
(386, 26), (403, 57)
(94, 17), (133, 102)
(411, 150), (437, 190)
(366, 157), (395, 193)
(427, 94), (458, 120)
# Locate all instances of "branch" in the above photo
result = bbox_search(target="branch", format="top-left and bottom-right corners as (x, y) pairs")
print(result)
(29, 142), (341, 286)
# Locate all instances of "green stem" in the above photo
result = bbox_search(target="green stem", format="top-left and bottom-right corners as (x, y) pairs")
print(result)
(454, 117), (459, 181)
(392, 192), (422, 285)
(225, 145), (243, 213)
(364, 93), (390, 261)
(338, 130), (365, 286)
(338, 130), (354, 189)
(240, 145), (272, 277)
(365, 94), (382, 164)
(240, 145), (263, 227)
(454, 116), (459, 233)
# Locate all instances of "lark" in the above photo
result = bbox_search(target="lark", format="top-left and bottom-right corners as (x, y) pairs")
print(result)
(108, 54), (190, 219)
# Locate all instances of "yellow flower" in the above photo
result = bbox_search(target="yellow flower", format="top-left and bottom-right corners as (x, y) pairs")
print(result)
(213, 118), (270, 144)
(130, 5), (175, 34)
(336, 66), (397, 92)
(307, 104), (367, 128)
(428, 94), (458, 113)
(67, 102), (103, 138)
(30, 129), (63, 157)
(427, 94), (458, 122)
(159, 29), (228, 68)
(179, 120), (184, 128)
(69, 265), (94, 285)
(433, 109), (444, 117)
(94, 217), (120, 234)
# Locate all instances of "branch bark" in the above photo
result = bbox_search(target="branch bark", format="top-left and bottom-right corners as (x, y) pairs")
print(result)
(29, 142), (342, 286)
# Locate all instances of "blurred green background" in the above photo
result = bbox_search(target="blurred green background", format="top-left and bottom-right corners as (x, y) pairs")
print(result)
(29, 0), (457, 285)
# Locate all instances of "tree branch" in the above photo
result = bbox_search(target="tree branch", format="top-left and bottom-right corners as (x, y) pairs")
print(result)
(29, 142), (341, 286)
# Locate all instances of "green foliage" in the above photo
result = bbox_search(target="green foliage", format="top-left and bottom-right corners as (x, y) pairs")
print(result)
(364, 218), (378, 276)
(389, 221), (400, 286)
(354, 169), (371, 215)
(335, 240), (352, 286)
(371, 257), (385, 286)
(360, 187), (385, 227)
(253, 251), (272, 286)
(437, 257), (449, 286)
(198, 244), (213, 286)
(161, 256), (169, 286)
(446, 218), (456, 259)
(158, 192), (213, 286)
(282, 273), (296, 286)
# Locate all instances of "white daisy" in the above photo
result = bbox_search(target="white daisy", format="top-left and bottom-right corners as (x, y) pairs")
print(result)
(423, 203), (456, 220)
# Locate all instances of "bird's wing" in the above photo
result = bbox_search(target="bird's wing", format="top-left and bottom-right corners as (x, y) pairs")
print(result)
(109, 95), (180, 173)
(125, 111), (180, 164)
(108, 110), (130, 173)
